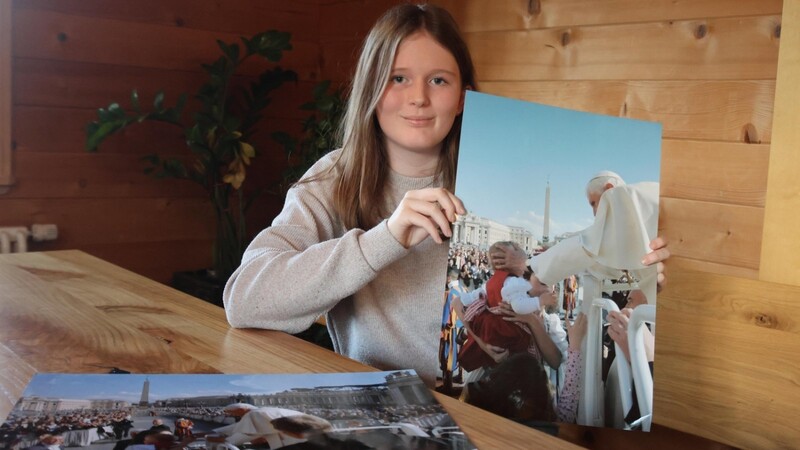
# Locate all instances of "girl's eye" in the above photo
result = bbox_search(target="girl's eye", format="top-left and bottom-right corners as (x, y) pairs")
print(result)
(391, 75), (405, 83)
(431, 77), (447, 85)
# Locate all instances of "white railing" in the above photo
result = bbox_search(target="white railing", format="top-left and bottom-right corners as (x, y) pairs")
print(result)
(628, 304), (656, 431)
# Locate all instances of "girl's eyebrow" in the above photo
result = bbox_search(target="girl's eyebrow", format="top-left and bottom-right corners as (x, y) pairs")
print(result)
(391, 67), (459, 76)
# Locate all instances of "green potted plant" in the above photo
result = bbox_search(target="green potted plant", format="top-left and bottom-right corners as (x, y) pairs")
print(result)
(85, 31), (298, 304)
(272, 79), (344, 192)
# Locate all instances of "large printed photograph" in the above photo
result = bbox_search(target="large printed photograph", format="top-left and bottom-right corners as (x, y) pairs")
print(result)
(437, 91), (662, 433)
(1, 372), (475, 450)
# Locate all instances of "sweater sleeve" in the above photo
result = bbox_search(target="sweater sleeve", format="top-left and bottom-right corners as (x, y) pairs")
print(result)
(458, 284), (486, 307)
(223, 155), (409, 333)
(501, 276), (540, 314)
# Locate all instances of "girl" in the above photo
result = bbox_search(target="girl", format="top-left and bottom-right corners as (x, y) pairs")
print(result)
(223, 4), (475, 386)
(224, 3), (668, 387)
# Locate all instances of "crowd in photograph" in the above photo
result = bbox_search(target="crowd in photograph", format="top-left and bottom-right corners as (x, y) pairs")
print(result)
(447, 244), (492, 291)
(0, 409), (133, 449)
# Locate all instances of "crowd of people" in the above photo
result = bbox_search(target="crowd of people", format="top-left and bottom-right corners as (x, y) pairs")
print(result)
(447, 245), (491, 291)
(0, 409), (137, 450)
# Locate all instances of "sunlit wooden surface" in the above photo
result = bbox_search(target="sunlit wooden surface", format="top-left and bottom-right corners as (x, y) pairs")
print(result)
(0, 250), (580, 450)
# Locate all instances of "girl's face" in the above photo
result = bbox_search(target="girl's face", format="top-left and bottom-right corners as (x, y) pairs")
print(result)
(376, 31), (465, 173)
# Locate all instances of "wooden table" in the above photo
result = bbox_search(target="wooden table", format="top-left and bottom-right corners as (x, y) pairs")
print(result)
(0, 250), (581, 449)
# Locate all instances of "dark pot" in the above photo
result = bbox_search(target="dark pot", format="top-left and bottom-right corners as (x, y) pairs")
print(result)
(171, 269), (224, 307)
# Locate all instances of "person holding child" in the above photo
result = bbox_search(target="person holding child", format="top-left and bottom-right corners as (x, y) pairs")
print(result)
(454, 241), (559, 372)
(223, 3), (669, 387)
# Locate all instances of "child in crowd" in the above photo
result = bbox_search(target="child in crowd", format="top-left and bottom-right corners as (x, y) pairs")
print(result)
(455, 241), (557, 371)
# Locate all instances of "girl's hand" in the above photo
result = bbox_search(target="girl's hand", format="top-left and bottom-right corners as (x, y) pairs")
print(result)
(387, 188), (465, 248)
(642, 236), (670, 291)
(566, 312), (588, 351)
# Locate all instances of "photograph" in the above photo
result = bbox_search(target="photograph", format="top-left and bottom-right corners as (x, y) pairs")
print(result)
(1, 372), (476, 450)
(437, 91), (662, 433)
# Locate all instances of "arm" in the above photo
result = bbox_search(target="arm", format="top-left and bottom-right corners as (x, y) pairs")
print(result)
(500, 277), (540, 314)
(502, 310), (562, 369)
(224, 157), (410, 333)
(458, 284), (487, 307)
(557, 313), (588, 423)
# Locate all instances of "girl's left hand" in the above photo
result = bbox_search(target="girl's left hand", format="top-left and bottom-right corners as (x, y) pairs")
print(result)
(387, 188), (465, 248)
(643, 236), (670, 291)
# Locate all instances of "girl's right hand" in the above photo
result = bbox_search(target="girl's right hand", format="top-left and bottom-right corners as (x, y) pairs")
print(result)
(387, 188), (465, 248)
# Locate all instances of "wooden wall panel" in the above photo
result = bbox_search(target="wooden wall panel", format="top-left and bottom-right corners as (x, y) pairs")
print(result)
(12, 9), (320, 80)
(481, 80), (775, 142)
(0, 0), (11, 192)
(660, 197), (764, 269)
(439, 0), (783, 31)
(13, 107), (303, 155)
(13, 59), (314, 119)
(760, 0), (800, 285)
(466, 15), (781, 81)
(2, 0), (318, 284)
(655, 261), (800, 449)
(13, 0), (319, 41)
(660, 140), (769, 206)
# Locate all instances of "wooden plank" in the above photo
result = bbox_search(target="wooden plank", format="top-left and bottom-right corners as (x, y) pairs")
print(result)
(12, 58), (315, 120)
(0, 256), (220, 373)
(13, 0), (320, 41)
(7, 152), (207, 199)
(319, 0), (401, 39)
(0, 197), (216, 244)
(660, 139), (769, 206)
(13, 106), (304, 155)
(12, 9), (320, 81)
(660, 197), (763, 269)
(760, 0), (800, 285)
(432, 0), (783, 32)
(0, 343), (35, 421)
(465, 15), (781, 81)
(558, 422), (737, 450)
(0, 0), (12, 192)
(654, 265), (800, 448)
(664, 255), (760, 280)
(320, 39), (362, 83)
(480, 80), (775, 142)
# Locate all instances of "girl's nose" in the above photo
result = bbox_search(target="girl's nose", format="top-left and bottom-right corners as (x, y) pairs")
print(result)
(409, 82), (428, 107)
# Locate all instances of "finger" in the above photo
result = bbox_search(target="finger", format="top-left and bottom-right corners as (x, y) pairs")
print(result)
(649, 236), (669, 250)
(413, 197), (454, 238)
(404, 197), (453, 240)
(402, 207), (445, 244)
(642, 246), (671, 266)
(417, 188), (463, 223)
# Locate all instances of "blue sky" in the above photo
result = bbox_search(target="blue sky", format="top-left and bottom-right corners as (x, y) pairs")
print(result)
(456, 91), (662, 241)
(20, 372), (407, 403)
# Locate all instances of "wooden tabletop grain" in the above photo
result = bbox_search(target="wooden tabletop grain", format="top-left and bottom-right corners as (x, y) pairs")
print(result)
(0, 250), (581, 449)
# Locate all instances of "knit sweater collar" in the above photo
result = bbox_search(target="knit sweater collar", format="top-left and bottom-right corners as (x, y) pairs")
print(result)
(386, 169), (440, 192)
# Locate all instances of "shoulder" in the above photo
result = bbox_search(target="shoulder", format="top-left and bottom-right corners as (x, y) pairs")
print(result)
(298, 149), (342, 181)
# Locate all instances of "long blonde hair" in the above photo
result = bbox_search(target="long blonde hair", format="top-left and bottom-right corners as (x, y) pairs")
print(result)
(325, 4), (476, 230)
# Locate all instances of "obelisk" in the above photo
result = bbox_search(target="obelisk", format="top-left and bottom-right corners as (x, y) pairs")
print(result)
(139, 378), (150, 406)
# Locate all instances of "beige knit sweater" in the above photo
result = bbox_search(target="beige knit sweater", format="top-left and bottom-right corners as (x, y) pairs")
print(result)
(223, 150), (449, 385)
